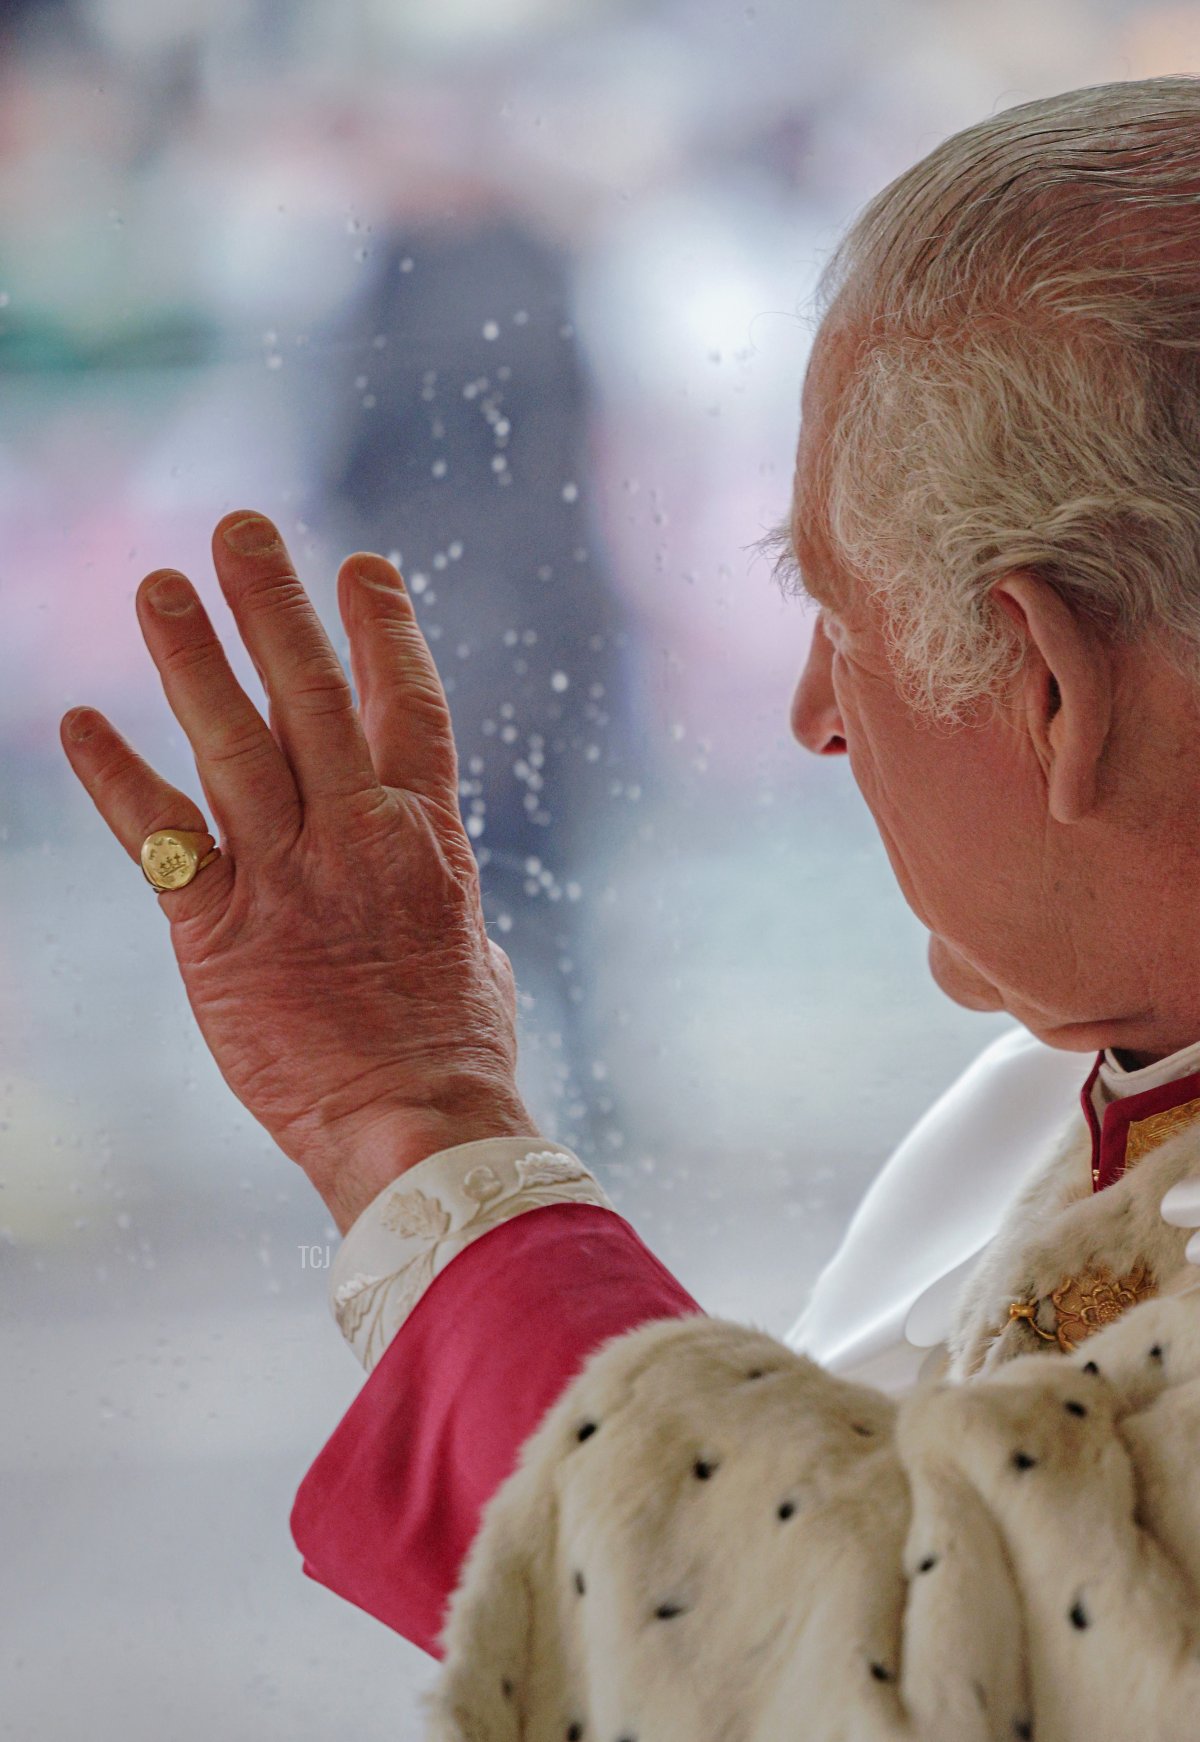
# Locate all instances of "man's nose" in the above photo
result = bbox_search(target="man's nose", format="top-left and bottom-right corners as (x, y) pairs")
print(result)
(790, 616), (848, 755)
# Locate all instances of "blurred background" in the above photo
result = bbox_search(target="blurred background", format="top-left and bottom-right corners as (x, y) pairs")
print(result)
(0, 0), (1189, 1733)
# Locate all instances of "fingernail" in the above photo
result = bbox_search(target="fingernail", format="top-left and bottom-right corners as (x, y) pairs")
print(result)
(66, 709), (95, 743)
(148, 574), (195, 615)
(357, 561), (404, 593)
(1161, 1179), (1200, 1226)
(224, 516), (280, 555)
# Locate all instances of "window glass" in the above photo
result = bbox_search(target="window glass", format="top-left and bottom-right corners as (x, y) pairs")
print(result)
(2, 1), (1154, 1730)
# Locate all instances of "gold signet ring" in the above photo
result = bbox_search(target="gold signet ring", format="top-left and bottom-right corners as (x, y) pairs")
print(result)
(141, 828), (221, 892)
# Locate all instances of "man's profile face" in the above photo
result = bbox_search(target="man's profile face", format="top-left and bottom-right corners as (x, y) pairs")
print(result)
(785, 322), (1087, 1039)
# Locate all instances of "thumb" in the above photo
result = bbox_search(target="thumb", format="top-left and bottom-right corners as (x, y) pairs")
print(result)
(336, 552), (461, 804)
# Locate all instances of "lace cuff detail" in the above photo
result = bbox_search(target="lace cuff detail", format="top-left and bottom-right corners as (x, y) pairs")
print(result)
(327, 1137), (616, 1371)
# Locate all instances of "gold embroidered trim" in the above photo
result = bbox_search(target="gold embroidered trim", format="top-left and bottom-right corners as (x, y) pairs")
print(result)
(1008, 1261), (1157, 1355)
(1125, 1097), (1200, 1167)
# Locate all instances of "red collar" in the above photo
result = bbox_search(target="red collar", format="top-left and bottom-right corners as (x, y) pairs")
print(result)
(1080, 1052), (1200, 1192)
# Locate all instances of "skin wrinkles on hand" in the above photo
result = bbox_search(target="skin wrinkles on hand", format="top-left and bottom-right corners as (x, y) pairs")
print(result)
(60, 514), (540, 1234)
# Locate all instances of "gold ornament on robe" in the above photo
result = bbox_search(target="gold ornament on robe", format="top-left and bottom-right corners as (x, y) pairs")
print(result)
(1008, 1261), (1157, 1354)
(1124, 1098), (1200, 1168)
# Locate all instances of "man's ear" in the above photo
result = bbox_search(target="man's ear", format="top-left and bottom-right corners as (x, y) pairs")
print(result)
(990, 572), (1112, 824)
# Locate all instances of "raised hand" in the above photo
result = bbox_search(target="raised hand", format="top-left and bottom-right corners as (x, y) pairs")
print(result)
(60, 511), (540, 1233)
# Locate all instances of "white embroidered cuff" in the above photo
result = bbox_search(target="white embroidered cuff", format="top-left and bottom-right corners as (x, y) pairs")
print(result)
(327, 1137), (617, 1371)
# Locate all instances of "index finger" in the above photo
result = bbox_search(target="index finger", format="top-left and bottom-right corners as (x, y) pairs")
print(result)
(212, 511), (380, 807)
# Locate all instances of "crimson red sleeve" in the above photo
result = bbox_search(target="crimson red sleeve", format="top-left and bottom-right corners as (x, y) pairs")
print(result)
(289, 1200), (703, 1657)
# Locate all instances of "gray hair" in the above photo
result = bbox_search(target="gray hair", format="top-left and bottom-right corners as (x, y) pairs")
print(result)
(763, 75), (1200, 723)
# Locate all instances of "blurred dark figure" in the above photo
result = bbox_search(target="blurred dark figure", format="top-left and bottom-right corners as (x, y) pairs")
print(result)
(316, 216), (641, 1161)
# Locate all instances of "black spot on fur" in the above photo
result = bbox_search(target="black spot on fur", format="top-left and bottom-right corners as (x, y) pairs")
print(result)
(1011, 1450), (1037, 1471)
(1070, 1600), (1090, 1630)
(1083, 1360), (1099, 1376)
(777, 1501), (796, 1521)
(576, 1421), (597, 1443)
(655, 1602), (685, 1620)
(1013, 1720), (1033, 1739)
(869, 1661), (893, 1683)
(1150, 1344), (1164, 1362)
(851, 1422), (874, 1437)
(693, 1459), (716, 1480)
(574, 1570), (586, 1596)
(1064, 1400), (1087, 1417)
(501, 1678), (514, 1698)
(746, 1368), (765, 1380)
(566, 1726), (584, 1741)
(918, 1554), (938, 1574)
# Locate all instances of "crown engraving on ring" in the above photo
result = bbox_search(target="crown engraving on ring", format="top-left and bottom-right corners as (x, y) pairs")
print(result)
(141, 830), (207, 890)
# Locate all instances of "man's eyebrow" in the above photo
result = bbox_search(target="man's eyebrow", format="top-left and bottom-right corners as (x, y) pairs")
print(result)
(750, 511), (822, 606)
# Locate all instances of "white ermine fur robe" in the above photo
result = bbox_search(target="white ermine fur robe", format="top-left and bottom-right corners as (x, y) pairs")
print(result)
(423, 1114), (1200, 1742)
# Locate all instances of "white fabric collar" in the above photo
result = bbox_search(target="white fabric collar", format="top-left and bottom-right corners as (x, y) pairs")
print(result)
(791, 1029), (1200, 1393)
(786, 1025), (1089, 1388)
(1094, 1037), (1200, 1111)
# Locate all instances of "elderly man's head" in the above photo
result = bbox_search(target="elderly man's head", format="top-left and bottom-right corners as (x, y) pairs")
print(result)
(778, 75), (1200, 1066)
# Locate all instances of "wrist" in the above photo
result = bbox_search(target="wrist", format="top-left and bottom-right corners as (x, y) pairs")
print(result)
(312, 1087), (544, 1236)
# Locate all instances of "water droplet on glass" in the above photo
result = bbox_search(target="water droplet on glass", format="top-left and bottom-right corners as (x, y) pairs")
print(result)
(482, 320), (500, 341)
(400, 256), (414, 272)
(432, 459), (448, 479)
(561, 482), (579, 503)
(550, 671), (569, 692)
